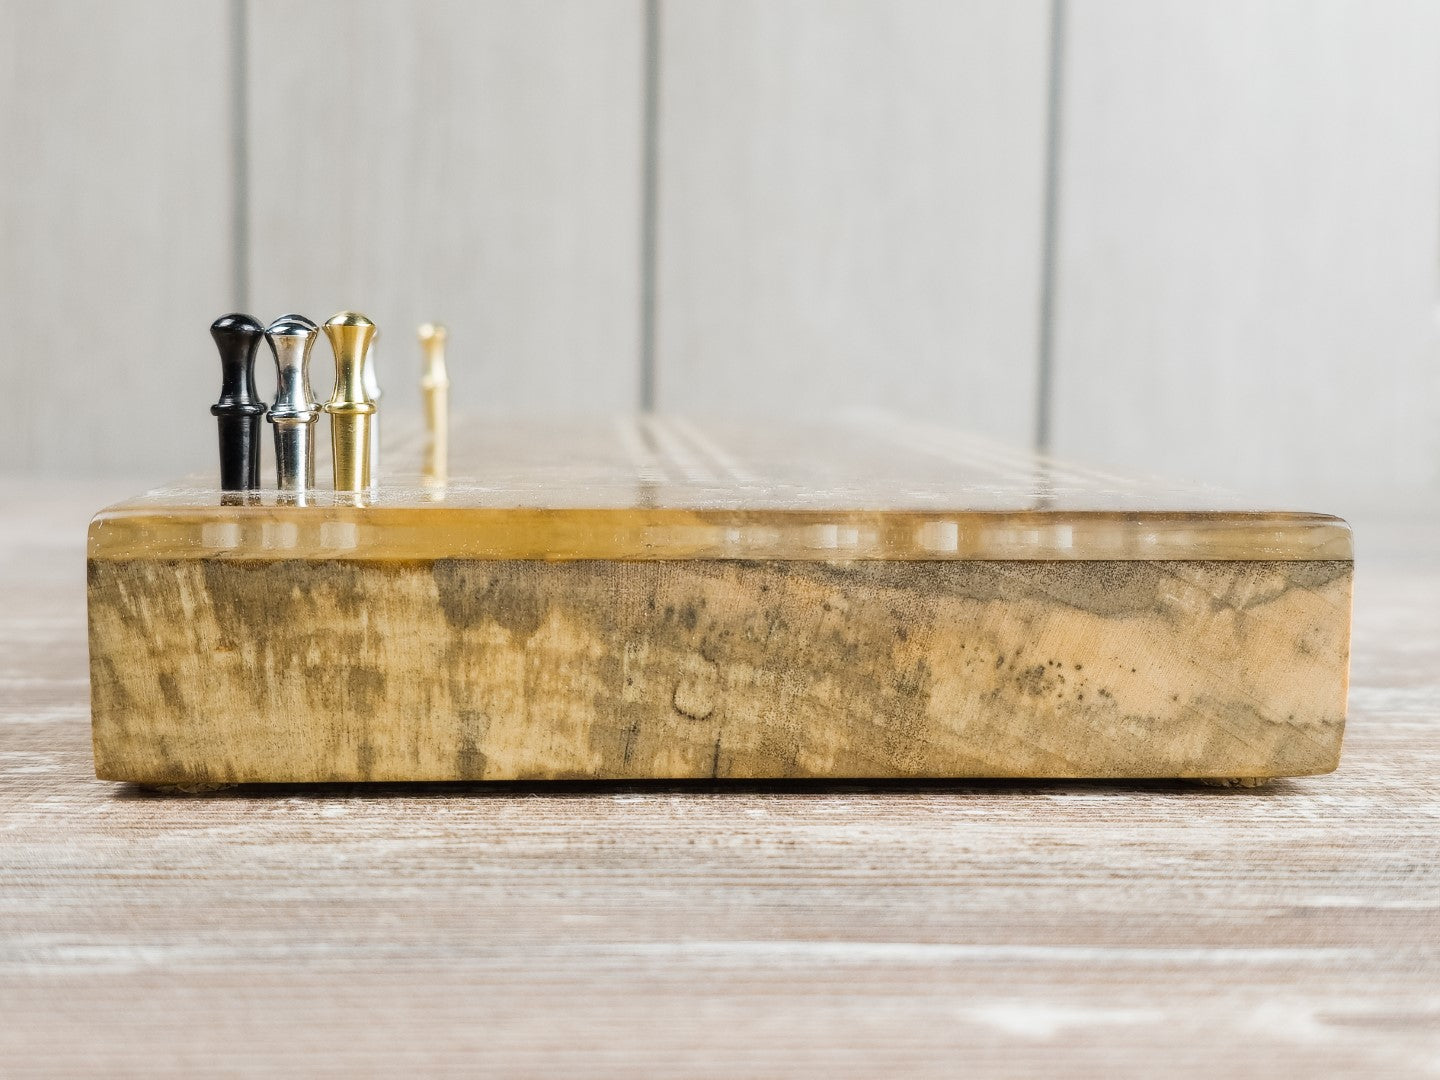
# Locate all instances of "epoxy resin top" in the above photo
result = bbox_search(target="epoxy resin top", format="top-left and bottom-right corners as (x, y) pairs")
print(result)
(88, 415), (1352, 562)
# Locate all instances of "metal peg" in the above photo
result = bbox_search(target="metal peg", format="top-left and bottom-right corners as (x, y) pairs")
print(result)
(210, 313), (267, 491)
(264, 314), (321, 493)
(418, 323), (449, 437)
(322, 311), (378, 492)
(418, 323), (449, 486)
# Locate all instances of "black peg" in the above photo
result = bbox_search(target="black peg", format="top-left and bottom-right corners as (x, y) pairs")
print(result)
(210, 313), (267, 490)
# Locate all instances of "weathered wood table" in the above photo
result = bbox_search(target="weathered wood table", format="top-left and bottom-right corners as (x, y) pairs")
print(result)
(1, 478), (1437, 1076)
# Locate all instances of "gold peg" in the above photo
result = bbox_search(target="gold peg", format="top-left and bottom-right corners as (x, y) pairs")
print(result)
(419, 323), (449, 487)
(418, 323), (449, 437)
(323, 311), (378, 492)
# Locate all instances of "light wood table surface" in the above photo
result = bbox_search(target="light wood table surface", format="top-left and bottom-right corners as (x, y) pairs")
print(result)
(1, 479), (1437, 1077)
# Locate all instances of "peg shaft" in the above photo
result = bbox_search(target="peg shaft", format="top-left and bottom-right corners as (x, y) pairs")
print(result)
(210, 314), (267, 490)
(265, 314), (321, 493)
(323, 311), (378, 492)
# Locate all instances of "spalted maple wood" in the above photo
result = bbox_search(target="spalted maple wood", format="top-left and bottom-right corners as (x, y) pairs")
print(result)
(86, 417), (1354, 784)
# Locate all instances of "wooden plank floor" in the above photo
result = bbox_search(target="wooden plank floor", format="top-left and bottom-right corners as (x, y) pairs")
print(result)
(1, 479), (1437, 1077)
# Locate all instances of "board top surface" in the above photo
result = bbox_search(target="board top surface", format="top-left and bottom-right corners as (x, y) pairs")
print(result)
(88, 415), (1351, 562)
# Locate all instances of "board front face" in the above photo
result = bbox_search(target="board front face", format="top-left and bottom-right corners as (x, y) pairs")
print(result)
(87, 416), (1353, 785)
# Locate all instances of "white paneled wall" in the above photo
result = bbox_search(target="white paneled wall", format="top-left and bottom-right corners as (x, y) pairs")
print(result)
(653, 0), (1050, 441)
(1, 0), (1437, 506)
(248, 0), (645, 424)
(0, 1), (234, 474)
(1050, 0), (1440, 504)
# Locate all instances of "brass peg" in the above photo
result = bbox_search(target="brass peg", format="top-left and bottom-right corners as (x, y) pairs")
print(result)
(418, 323), (449, 438)
(322, 311), (378, 492)
(418, 323), (449, 486)
(264, 314), (321, 494)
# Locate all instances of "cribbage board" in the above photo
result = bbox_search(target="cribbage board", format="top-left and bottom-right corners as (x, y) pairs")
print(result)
(87, 414), (1353, 786)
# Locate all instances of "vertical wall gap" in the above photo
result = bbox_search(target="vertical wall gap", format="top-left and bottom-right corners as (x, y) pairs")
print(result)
(638, 0), (661, 413)
(1034, 0), (1066, 454)
(230, 0), (251, 312)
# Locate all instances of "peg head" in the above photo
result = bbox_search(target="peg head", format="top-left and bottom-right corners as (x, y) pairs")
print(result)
(418, 322), (449, 387)
(210, 313), (266, 416)
(323, 311), (378, 413)
(269, 312), (317, 334)
(265, 314), (321, 423)
(323, 311), (377, 491)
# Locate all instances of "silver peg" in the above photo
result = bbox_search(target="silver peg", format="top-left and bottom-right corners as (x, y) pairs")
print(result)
(264, 314), (321, 493)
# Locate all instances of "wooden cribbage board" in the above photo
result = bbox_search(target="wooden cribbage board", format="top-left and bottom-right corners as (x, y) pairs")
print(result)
(87, 415), (1353, 786)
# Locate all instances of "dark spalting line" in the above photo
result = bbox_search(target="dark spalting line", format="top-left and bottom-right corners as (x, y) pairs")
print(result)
(428, 558), (1354, 628)
(433, 561), (550, 640)
(155, 673), (185, 712)
(89, 653), (132, 718)
(354, 738), (376, 780)
(456, 709), (489, 778)
(799, 559), (1355, 621)
(1273, 560), (1354, 590)
(620, 717), (641, 767)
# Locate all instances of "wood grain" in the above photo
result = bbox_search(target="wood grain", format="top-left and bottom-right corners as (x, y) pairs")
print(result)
(1051, 0), (1440, 503)
(246, 0), (645, 419)
(88, 556), (1350, 785)
(653, 0), (1050, 438)
(3, 479), (1438, 1075)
